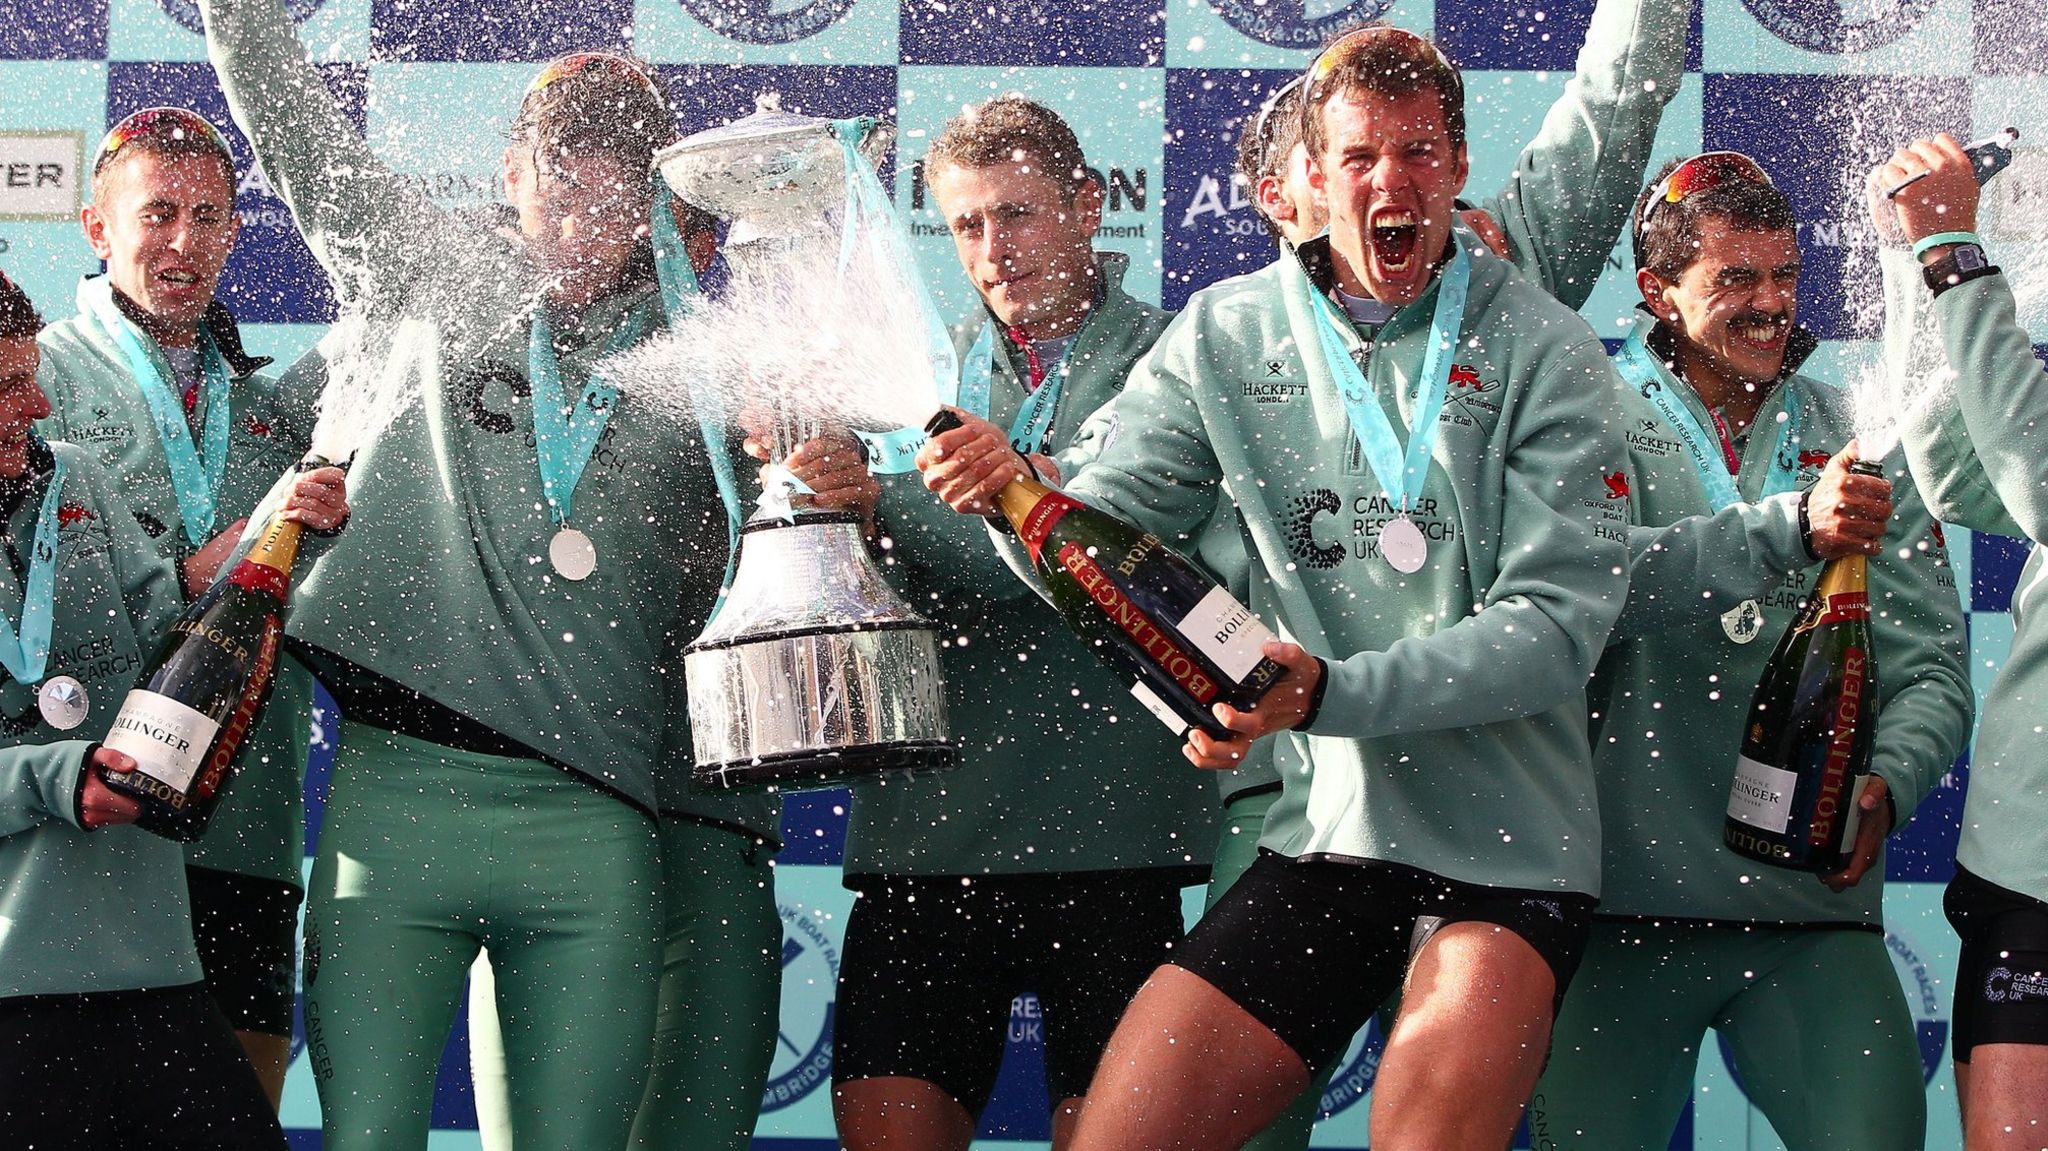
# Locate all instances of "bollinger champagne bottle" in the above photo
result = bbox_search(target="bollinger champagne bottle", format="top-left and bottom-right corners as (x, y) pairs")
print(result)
(98, 468), (314, 842)
(1724, 462), (1884, 873)
(925, 411), (1289, 738)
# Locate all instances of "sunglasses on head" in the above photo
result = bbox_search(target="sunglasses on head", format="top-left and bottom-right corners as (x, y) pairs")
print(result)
(93, 107), (233, 176)
(1249, 74), (1306, 177)
(524, 52), (663, 105)
(1635, 151), (1774, 236)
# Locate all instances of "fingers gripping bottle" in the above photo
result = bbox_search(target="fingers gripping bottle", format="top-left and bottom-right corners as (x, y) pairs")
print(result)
(926, 411), (1289, 738)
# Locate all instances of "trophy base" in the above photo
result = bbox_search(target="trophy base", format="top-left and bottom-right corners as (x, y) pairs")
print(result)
(693, 740), (959, 794)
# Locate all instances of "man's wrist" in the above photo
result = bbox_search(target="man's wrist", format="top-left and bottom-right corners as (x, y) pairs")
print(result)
(1922, 242), (1998, 297)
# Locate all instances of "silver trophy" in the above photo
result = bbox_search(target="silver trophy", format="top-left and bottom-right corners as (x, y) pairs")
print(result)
(660, 98), (956, 793)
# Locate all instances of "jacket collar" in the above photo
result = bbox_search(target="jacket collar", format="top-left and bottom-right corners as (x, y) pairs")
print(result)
(82, 275), (273, 380)
(1634, 303), (1819, 387)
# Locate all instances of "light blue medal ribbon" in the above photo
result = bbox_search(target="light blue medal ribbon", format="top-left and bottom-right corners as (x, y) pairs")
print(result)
(1003, 337), (1067, 457)
(1296, 240), (1470, 554)
(0, 453), (70, 687)
(95, 296), (230, 544)
(830, 118), (965, 477)
(1611, 329), (1803, 510)
(527, 303), (639, 533)
(650, 172), (751, 599)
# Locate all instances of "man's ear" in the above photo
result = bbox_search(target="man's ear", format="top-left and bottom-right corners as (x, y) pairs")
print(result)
(1636, 267), (1677, 320)
(80, 201), (113, 262)
(1255, 173), (1296, 224)
(1071, 177), (1104, 234)
(501, 144), (524, 204)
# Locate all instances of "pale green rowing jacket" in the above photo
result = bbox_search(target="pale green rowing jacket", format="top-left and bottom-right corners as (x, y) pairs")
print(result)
(1044, 230), (1631, 895)
(202, 0), (774, 839)
(1206, 0), (1688, 804)
(38, 276), (318, 888)
(0, 441), (195, 998)
(846, 253), (1212, 878)
(1592, 309), (1970, 924)
(1883, 250), (2048, 905)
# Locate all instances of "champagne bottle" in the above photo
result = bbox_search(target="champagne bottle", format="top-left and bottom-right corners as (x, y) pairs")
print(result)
(99, 472), (312, 842)
(1724, 464), (1883, 872)
(925, 411), (1289, 738)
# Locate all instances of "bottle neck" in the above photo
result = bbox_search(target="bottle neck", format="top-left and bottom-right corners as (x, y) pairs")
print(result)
(1813, 552), (1867, 598)
(226, 510), (304, 601)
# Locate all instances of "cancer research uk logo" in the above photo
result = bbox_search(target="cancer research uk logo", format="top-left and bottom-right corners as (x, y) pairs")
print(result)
(1738, 0), (1937, 54)
(676, 0), (858, 45)
(161, 0), (322, 34)
(763, 901), (840, 1112)
(1209, 0), (1394, 50)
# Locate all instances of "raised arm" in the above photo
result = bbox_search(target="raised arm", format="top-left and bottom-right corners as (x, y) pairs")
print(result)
(200, 0), (467, 297)
(1478, 0), (1690, 309)
(1863, 469), (1973, 828)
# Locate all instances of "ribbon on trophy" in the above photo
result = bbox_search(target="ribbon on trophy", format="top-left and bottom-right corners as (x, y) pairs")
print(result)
(832, 118), (966, 477)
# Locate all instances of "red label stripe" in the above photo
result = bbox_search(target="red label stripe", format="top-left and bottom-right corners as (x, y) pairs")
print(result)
(1056, 542), (1218, 705)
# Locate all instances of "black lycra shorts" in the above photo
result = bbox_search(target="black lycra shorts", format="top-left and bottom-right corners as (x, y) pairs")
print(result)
(1174, 849), (1594, 1069)
(188, 864), (303, 1037)
(1947, 864), (2048, 1063)
(833, 868), (1189, 1116)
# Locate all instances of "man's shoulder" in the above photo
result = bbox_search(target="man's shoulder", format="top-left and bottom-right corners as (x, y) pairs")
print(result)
(35, 311), (108, 365)
(1169, 262), (1290, 333)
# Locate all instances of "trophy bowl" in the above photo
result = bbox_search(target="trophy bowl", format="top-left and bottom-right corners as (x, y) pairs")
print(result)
(684, 511), (956, 793)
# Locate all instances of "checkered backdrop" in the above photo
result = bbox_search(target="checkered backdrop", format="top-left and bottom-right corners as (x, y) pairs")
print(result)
(2, 0), (2038, 1146)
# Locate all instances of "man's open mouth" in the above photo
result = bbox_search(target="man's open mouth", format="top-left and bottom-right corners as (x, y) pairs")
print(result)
(1370, 209), (1419, 272)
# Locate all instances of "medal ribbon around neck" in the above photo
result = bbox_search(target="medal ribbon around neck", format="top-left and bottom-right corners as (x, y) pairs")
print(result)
(527, 303), (642, 530)
(96, 293), (230, 544)
(1612, 329), (1803, 511)
(0, 453), (71, 687)
(1293, 237), (1470, 538)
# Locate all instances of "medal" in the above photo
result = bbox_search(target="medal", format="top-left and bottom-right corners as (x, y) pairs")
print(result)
(549, 527), (598, 581)
(1380, 514), (1428, 574)
(1288, 230), (1471, 578)
(37, 675), (88, 730)
(529, 308), (638, 583)
(1721, 598), (1764, 644)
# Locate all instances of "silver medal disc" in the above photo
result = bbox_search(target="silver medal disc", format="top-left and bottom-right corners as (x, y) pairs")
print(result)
(549, 527), (598, 581)
(1721, 598), (1765, 644)
(37, 675), (88, 731)
(1380, 514), (1428, 574)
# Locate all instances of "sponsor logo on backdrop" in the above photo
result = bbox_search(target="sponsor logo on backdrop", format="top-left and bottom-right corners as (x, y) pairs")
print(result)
(909, 160), (1151, 241)
(0, 133), (84, 222)
(160, 0), (323, 34)
(763, 901), (840, 1111)
(1888, 929), (1950, 1084)
(1180, 171), (1267, 239)
(1208, 0), (1395, 50)
(1318, 1016), (1387, 1116)
(1738, 0), (1936, 54)
(676, 0), (859, 44)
